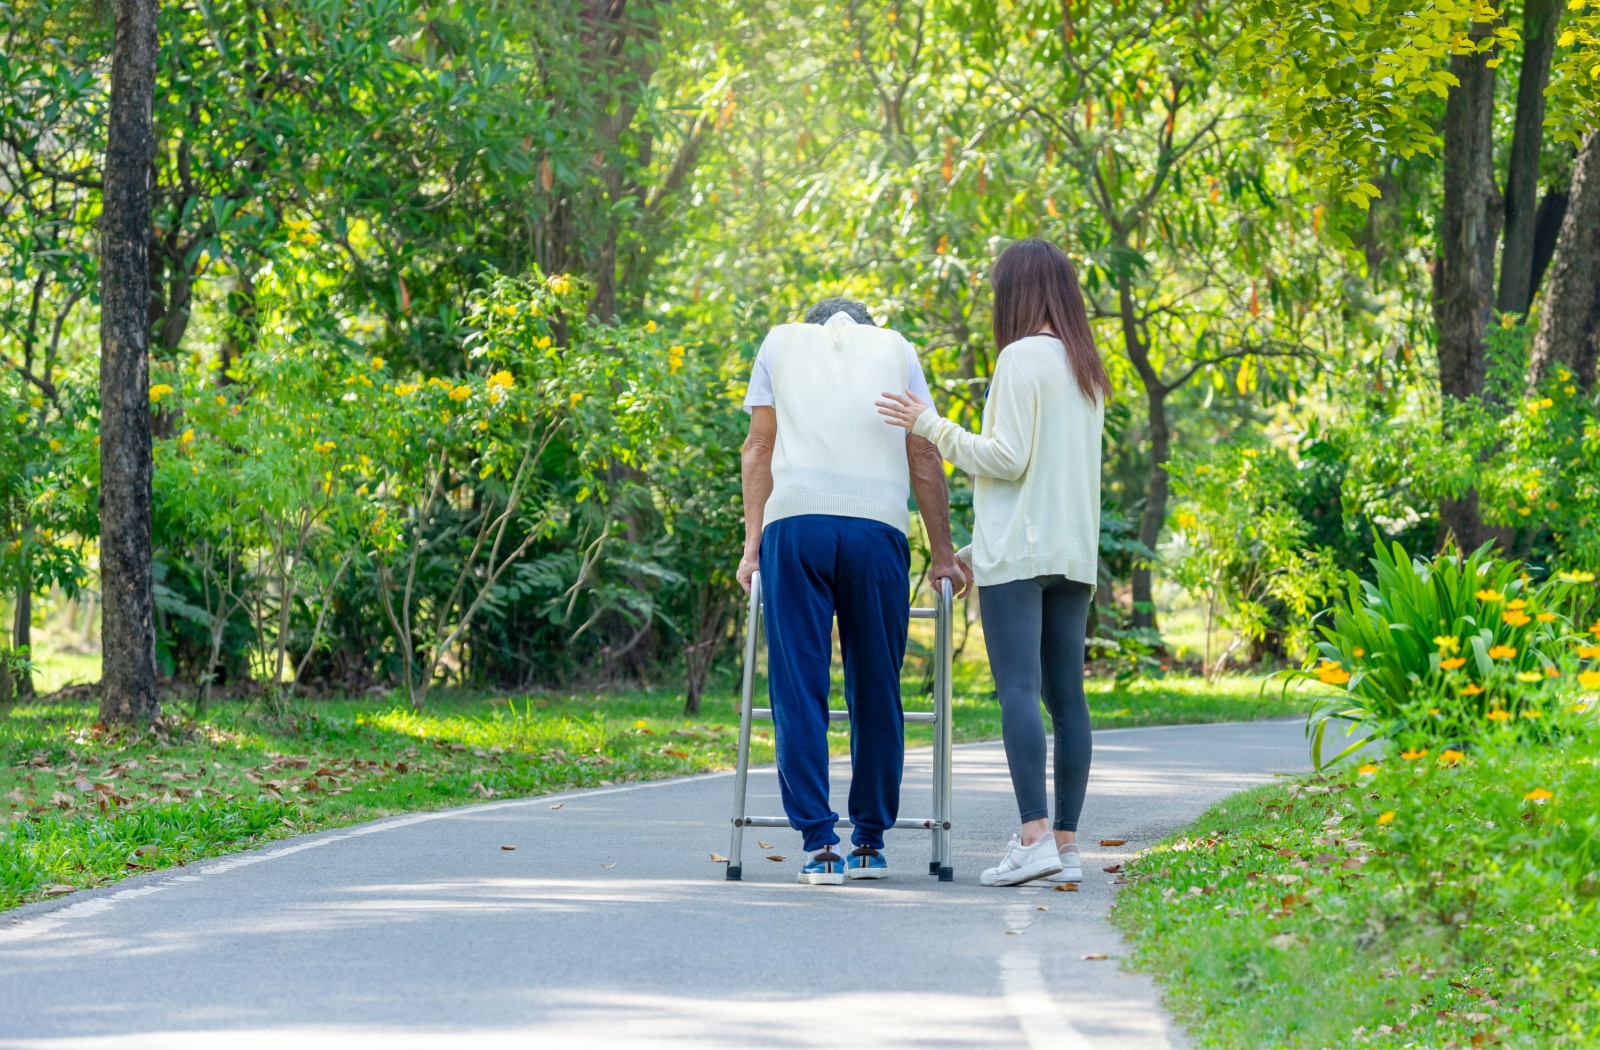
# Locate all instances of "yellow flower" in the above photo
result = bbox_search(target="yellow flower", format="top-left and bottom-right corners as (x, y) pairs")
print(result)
(1579, 646), (1600, 660)
(645, 320), (657, 334)
(536, 336), (552, 350)
(1175, 511), (1198, 530)
(178, 428), (194, 447)
(1441, 657), (1467, 670)
(215, 394), (227, 406)
(1590, 620), (1600, 638)
(1486, 709), (1512, 721)
(395, 383), (417, 396)
(448, 385), (471, 402)
(487, 370), (515, 389)
(1476, 589), (1504, 602)
(371, 356), (385, 370)
(1578, 670), (1600, 689)
(1463, 683), (1484, 696)
(1515, 671), (1542, 683)
(1434, 635), (1460, 653)
(1488, 644), (1517, 659)
(1520, 709), (1542, 719)
(1557, 570), (1595, 583)
(1401, 748), (1428, 760)
(149, 384), (174, 403)
(313, 440), (336, 455)
(1377, 811), (1396, 825)
(1357, 764), (1378, 775)
(47, 439), (63, 452)
(1523, 787), (1553, 803)
(1353, 648), (1366, 658)
(1507, 598), (1527, 610)
(1536, 612), (1556, 622)
(1438, 749), (1465, 767)
(547, 274), (573, 295)
(569, 392), (584, 407)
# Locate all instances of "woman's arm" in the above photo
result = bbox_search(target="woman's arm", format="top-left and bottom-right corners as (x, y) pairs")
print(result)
(876, 356), (1035, 481)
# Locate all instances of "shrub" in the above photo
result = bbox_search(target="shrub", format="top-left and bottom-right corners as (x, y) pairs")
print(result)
(1296, 540), (1599, 764)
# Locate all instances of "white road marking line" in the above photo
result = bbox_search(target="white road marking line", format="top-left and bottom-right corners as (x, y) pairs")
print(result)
(1000, 946), (1095, 1050)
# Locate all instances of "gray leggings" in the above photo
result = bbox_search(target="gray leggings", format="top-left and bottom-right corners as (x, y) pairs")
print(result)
(977, 575), (1093, 831)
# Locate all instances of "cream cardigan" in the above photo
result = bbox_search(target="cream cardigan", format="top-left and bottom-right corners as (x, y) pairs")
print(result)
(912, 335), (1104, 588)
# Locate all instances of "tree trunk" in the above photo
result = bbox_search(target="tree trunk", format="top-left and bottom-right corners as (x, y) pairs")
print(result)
(1527, 131), (1600, 389)
(1131, 385), (1168, 631)
(1433, 36), (1503, 550)
(1497, 0), (1560, 316)
(97, 0), (162, 726)
(13, 572), (35, 701)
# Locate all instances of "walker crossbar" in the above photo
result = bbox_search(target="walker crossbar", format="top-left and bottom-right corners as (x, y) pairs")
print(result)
(724, 571), (955, 883)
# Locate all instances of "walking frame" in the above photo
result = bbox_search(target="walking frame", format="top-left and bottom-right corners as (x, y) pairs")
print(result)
(725, 571), (956, 882)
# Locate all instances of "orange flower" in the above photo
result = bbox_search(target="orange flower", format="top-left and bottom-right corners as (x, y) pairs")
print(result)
(1523, 788), (1553, 803)
(1578, 645), (1600, 660)
(1590, 620), (1600, 638)
(1400, 748), (1428, 760)
(1488, 645), (1517, 659)
(1438, 749), (1465, 766)
(1316, 664), (1352, 685)
(1476, 589), (1504, 602)
(1506, 598), (1528, 611)
(1536, 612), (1556, 623)
(1463, 683), (1485, 696)
(1486, 709), (1511, 721)
(1440, 657), (1467, 670)
(1502, 611), (1531, 627)
(1357, 764), (1378, 775)
(1377, 811), (1396, 825)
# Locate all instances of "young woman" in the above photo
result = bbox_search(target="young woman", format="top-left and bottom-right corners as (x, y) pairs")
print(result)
(877, 238), (1110, 886)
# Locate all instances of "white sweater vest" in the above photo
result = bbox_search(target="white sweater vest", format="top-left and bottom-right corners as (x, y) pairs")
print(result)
(764, 315), (912, 534)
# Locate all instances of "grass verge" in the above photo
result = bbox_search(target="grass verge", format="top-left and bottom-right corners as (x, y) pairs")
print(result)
(1, 669), (1303, 913)
(1111, 723), (1600, 1048)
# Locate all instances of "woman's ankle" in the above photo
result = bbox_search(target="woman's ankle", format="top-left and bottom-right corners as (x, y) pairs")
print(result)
(1054, 830), (1077, 850)
(1019, 818), (1052, 846)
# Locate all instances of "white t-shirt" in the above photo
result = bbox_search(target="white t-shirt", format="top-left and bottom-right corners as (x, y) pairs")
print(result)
(743, 314), (933, 412)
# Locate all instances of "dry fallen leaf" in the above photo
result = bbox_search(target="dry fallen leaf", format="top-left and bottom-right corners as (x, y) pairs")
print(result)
(1054, 882), (1079, 892)
(710, 852), (729, 863)
(1005, 930), (1023, 935)
(766, 854), (786, 862)
(1103, 863), (1123, 873)
(43, 884), (75, 897)
(1036, 906), (1049, 911)
(758, 841), (773, 849)
(500, 845), (516, 851)
(1081, 953), (1108, 961)
(1100, 839), (1126, 847)
(549, 803), (563, 810)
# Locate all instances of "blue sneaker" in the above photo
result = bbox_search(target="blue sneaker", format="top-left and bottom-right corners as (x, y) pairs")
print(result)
(798, 849), (844, 885)
(846, 846), (888, 880)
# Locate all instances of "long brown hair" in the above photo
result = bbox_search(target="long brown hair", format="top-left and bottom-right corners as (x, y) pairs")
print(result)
(991, 238), (1111, 405)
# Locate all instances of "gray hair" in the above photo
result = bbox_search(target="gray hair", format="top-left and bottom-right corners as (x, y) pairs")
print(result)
(804, 297), (876, 326)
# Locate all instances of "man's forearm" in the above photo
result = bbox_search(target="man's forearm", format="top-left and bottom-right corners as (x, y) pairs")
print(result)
(741, 447), (773, 555)
(907, 435), (955, 559)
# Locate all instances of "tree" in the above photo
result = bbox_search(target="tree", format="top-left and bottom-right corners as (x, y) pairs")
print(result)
(97, 0), (160, 724)
(1527, 130), (1600, 389)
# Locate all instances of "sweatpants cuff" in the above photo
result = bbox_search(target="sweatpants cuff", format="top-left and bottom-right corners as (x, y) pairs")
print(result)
(800, 826), (840, 852)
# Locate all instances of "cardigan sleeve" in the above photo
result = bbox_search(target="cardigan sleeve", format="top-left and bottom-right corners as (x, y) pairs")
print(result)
(911, 354), (1034, 482)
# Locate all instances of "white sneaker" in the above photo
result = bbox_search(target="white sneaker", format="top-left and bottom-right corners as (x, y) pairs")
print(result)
(1043, 844), (1083, 884)
(980, 835), (1064, 887)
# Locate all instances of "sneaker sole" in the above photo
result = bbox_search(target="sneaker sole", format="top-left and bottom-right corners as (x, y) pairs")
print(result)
(845, 868), (889, 880)
(797, 872), (845, 885)
(1044, 869), (1084, 883)
(982, 857), (1064, 887)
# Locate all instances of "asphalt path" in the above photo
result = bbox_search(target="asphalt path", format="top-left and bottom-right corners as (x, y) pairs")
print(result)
(0, 718), (1312, 1049)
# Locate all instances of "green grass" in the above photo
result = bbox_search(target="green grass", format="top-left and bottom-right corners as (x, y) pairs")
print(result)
(1111, 722), (1600, 1048)
(0, 667), (1306, 913)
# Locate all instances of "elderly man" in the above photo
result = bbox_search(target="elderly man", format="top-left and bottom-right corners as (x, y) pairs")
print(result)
(737, 297), (967, 886)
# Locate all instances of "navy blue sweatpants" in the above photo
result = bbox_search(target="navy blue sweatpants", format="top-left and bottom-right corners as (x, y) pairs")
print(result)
(760, 514), (910, 852)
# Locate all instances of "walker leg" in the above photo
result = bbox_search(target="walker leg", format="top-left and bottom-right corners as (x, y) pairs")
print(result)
(726, 575), (762, 881)
(933, 577), (954, 881)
